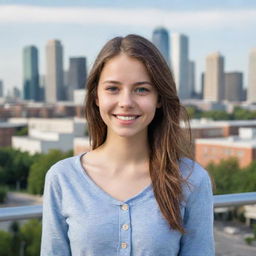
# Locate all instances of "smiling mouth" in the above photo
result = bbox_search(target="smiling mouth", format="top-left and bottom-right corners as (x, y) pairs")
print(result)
(113, 115), (140, 120)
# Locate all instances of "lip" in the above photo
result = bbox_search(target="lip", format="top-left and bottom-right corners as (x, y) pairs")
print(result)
(113, 114), (140, 125)
(113, 114), (141, 117)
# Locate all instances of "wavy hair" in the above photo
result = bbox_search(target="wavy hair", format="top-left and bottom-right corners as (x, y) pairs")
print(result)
(84, 34), (192, 233)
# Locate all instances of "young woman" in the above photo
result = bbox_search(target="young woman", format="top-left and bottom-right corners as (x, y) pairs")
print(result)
(41, 34), (215, 255)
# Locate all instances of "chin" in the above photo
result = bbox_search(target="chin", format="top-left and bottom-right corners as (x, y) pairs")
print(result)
(112, 128), (147, 139)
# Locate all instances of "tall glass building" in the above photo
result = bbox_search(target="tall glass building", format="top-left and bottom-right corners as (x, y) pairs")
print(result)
(171, 33), (190, 99)
(152, 27), (170, 66)
(23, 46), (40, 101)
(67, 57), (87, 101)
(0, 80), (3, 97)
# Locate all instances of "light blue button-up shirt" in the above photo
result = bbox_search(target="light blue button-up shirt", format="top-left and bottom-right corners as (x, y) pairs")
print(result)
(40, 153), (215, 256)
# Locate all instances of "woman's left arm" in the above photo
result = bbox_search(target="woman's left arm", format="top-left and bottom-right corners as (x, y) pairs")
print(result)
(179, 170), (215, 256)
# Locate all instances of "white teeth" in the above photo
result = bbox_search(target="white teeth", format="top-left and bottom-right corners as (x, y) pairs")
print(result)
(116, 115), (137, 120)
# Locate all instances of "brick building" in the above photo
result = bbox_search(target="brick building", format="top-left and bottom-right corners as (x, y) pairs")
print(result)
(0, 122), (27, 147)
(195, 127), (256, 167)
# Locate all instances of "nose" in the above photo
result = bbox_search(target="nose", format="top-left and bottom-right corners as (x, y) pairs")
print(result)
(118, 90), (134, 109)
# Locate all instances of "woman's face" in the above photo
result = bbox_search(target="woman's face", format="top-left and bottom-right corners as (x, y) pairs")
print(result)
(96, 53), (161, 139)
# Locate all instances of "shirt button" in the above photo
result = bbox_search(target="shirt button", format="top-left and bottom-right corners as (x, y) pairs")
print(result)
(121, 204), (128, 211)
(121, 242), (127, 249)
(122, 224), (129, 230)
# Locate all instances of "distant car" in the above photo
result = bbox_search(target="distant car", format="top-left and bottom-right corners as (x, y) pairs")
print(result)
(224, 226), (239, 235)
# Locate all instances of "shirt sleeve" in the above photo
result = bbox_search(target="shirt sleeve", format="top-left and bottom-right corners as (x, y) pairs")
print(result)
(40, 168), (71, 256)
(178, 170), (215, 256)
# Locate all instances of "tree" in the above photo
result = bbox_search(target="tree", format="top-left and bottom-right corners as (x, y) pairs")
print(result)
(207, 158), (241, 194)
(28, 149), (73, 195)
(207, 158), (256, 195)
(0, 230), (13, 256)
(20, 219), (42, 256)
(11, 151), (36, 189)
(238, 161), (256, 192)
(0, 147), (36, 189)
(15, 127), (28, 136)
(0, 185), (8, 203)
(201, 110), (230, 120)
(9, 221), (21, 255)
(233, 107), (256, 120)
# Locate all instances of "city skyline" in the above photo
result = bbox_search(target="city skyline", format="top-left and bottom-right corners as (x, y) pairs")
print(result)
(0, 1), (256, 94)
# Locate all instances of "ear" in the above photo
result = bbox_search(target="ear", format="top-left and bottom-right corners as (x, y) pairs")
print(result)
(95, 96), (99, 106)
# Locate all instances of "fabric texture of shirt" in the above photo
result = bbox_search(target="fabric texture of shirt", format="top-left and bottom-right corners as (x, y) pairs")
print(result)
(40, 153), (215, 256)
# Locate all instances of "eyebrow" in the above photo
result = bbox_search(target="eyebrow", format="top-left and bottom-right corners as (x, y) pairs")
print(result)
(103, 80), (153, 86)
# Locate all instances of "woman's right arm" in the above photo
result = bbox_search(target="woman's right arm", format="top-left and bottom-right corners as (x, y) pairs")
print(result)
(40, 168), (71, 256)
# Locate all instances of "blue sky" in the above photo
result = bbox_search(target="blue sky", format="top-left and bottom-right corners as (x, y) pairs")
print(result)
(0, 0), (256, 94)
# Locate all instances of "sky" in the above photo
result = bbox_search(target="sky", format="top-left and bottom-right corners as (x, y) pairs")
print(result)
(0, 0), (256, 95)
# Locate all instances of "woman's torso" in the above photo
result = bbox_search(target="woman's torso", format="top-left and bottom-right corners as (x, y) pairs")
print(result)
(54, 153), (183, 256)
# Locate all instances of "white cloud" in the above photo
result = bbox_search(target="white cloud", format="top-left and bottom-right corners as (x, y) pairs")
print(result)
(0, 5), (255, 29)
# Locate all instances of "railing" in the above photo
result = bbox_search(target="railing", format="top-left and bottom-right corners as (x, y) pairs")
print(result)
(0, 192), (256, 222)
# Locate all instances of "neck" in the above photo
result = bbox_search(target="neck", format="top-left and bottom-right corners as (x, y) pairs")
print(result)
(96, 130), (150, 173)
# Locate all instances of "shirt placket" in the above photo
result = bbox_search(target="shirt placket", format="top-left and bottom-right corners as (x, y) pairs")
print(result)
(119, 203), (131, 255)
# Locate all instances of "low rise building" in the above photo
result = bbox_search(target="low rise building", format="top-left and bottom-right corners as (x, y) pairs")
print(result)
(190, 119), (256, 140)
(0, 122), (27, 147)
(74, 137), (91, 155)
(195, 127), (256, 167)
(12, 118), (86, 154)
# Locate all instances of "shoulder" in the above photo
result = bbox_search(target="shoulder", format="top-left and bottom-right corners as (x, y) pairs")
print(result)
(179, 157), (210, 186)
(179, 158), (213, 201)
(45, 154), (81, 184)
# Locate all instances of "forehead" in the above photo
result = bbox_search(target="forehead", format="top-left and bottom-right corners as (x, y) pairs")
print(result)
(99, 54), (151, 83)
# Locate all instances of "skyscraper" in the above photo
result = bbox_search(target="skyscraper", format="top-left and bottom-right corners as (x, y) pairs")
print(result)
(201, 73), (205, 99)
(67, 57), (87, 101)
(248, 48), (256, 103)
(0, 80), (3, 97)
(45, 40), (64, 103)
(171, 33), (189, 99)
(152, 27), (170, 65)
(188, 61), (196, 98)
(23, 46), (40, 101)
(224, 72), (243, 102)
(204, 52), (225, 102)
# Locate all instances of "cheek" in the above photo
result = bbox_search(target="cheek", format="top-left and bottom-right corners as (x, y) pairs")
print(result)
(141, 97), (158, 112)
(98, 96), (114, 115)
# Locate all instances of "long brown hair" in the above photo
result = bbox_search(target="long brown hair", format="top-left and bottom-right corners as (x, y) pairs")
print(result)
(84, 34), (192, 233)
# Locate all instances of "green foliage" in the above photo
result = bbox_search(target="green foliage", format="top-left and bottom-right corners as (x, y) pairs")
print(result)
(201, 110), (230, 120)
(84, 123), (89, 136)
(0, 185), (8, 203)
(0, 220), (42, 256)
(207, 158), (240, 194)
(28, 149), (72, 195)
(233, 107), (256, 120)
(0, 230), (13, 256)
(15, 126), (28, 136)
(184, 106), (256, 121)
(9, 221), (21, 255)
(207, 158), (256, 195)
(253, 224), (256, 239)
(20, 219), (42, 256)
(0, 147), (72, 194)
(238, 161), (256, 192)
(244, 236), (254, 245)
(0, 147), (37, 189)
(185, 106), (202, 119)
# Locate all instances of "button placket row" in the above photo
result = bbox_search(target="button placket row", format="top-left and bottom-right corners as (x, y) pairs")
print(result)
(119, 204), (131, 255)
